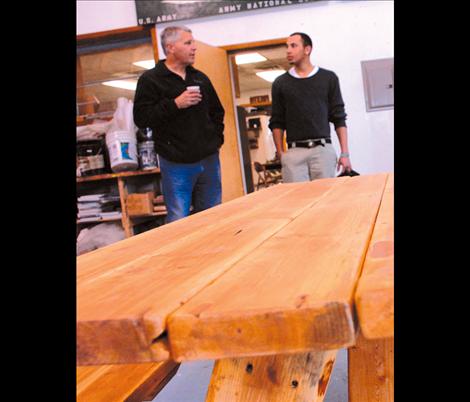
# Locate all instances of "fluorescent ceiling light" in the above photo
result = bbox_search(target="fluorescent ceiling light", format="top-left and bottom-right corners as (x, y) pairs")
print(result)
(235, 53), (267, 65)
(102, 80), (138, 91)
(133, 60), (155, 69)
(256, 70), (285, 83)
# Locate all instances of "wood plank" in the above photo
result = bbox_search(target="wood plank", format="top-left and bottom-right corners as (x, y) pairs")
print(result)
(150, 26), (159, 62)
(77, 25), (150, 43)
(348, 331), (394, 402)
(77, 181), (334, 286)
(78, 179), (346, 365)
(77, 216), (122, 225)
(193, 40), (244, 202)
(355, 173), (394, 339)
(118, 177), (133, 238)
(206, 350), (337, 402)
(76, 360), (179, 402)
(76, 168), (160, 183)
(220, 38), (287, 51)
(229, 54), (241, 98)
(167, 174), (388, 361)
(77, 183), (294, 284)
(141, 364), (180, 402)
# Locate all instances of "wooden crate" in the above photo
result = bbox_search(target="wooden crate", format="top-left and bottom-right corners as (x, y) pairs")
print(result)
(126, 192), (154, 216)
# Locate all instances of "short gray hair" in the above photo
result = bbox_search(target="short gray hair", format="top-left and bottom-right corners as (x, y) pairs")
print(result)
(160, 26), (192, 56)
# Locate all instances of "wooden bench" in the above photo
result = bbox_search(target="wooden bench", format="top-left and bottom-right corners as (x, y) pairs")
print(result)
(77, 173), (393, 401)
(349, 174), (394, 401)
(77, 361), (179, 402)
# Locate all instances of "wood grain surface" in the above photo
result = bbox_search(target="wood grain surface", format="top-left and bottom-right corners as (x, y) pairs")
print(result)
(354, 174), (394, 339)
(76, 360), (179, 402)
(77, 178), (347, 365)
(167, 174), (388, 361)
(77, 184), (289, 291)
(206, 350), (337, 402)
(77, 182), (296, 285)
(348, 331), (394, 402)
(193, 40), (244, 203)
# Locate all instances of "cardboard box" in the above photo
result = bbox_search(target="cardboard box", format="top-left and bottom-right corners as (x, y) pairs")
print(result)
(126, 192), (154, 216)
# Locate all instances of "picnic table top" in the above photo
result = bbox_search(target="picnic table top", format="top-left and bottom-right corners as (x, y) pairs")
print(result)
(77, 173), (394, 365)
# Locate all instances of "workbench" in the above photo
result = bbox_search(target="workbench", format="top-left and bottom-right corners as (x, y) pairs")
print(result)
(77, 173), (394, 401)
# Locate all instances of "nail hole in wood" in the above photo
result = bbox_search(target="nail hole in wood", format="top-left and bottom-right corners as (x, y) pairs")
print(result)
(246, 363), (253, 374)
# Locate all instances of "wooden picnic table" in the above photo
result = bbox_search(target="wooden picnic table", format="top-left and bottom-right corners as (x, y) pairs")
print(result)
(349, 173), (394, 401)
(76, 361), (179, 402)
(77, 173), (394, 401)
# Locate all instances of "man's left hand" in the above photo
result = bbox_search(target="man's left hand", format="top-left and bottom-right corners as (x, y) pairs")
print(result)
(337, 156), (352, 174)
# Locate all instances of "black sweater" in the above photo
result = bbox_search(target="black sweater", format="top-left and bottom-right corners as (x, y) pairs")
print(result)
(269, 68), (347, 142)
(133, 60), (225, 163)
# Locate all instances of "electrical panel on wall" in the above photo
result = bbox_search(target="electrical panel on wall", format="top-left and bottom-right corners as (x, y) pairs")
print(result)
(361, 58), (394, 112)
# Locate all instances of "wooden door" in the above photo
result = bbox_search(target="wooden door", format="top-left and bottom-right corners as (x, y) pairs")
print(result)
(193, 40), (245, 202)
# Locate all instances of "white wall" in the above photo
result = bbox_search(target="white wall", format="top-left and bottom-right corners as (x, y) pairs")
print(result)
(76, 0), (137, 35)
(248, 115), (277, 187)
(77, 0), (394, 175)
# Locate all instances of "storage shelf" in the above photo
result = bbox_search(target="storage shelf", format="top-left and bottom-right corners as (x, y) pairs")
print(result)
(130, 211), (167, 219)
(77, 167), (163, 239)
(76, 113), (113, 126)
(77, 216), (122, 225)
(77, 168), (160, 183)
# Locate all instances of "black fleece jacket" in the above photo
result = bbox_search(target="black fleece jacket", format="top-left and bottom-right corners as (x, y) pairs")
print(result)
(133, 60), (225, 163)
(269, 68), (347, 142)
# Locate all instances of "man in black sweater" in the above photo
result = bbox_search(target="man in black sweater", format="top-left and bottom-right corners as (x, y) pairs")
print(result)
(269, 32), (352, 182)
(133, 26), (225, 223)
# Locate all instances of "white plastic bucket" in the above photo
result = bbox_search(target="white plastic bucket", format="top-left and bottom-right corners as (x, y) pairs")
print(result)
(106, 130), (139, 172)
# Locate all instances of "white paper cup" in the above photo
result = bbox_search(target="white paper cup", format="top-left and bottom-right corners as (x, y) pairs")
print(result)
(186, 85), (200, 92)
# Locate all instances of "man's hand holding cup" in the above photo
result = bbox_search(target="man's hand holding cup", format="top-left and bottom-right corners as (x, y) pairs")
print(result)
(175, 86), (202, 109)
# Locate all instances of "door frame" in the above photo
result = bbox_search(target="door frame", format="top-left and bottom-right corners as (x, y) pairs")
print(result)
(221, 38), (287, 194)
(220, 38), (288, 51)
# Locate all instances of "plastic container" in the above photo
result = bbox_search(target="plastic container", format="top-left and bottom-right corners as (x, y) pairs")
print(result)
(138, 140), (158, 170)
(77, 139), (107, 176)
(105, 130), (139, 172)
(137, 127), (153, 142)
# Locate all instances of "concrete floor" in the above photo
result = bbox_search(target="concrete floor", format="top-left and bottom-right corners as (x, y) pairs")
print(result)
(152, 348), (348, 401)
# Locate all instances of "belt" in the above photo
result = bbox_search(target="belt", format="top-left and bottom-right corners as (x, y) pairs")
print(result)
(287, 138), (331, 149)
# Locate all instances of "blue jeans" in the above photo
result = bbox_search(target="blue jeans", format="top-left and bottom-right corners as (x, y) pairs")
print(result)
(159, 152), (222, 223)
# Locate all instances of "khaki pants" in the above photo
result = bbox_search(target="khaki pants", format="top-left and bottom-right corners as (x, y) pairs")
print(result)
(281, 144), (337, 183)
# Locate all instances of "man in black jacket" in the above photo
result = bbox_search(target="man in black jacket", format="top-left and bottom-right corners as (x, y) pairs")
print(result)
(134, 26), (225, 223)
(269, 32), (352, 182)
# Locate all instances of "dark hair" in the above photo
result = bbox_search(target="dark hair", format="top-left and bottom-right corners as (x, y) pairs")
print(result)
(289, 32), (313, 49)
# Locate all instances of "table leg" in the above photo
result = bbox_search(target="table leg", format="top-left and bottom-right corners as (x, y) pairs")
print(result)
(206, 350), (338, 402)
(348, 332), (394, 401)
(118, 177), (134, 238)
